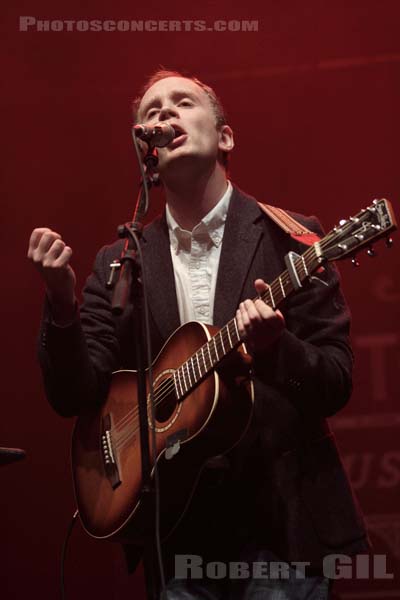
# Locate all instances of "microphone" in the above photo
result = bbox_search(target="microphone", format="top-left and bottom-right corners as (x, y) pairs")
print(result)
(133, 123), (176, 147)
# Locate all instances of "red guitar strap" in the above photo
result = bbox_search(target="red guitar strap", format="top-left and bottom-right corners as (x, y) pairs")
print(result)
(257, 202), (321, 246)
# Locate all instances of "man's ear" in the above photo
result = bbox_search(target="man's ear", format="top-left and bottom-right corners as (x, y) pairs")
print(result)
(218, 125), (234, 153)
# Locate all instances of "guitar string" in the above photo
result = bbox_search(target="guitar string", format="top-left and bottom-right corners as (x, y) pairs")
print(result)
(112, 241), (327, 449)
(113, 319), (240, 449)
(114, 216), (381, 447)
(112, 261), (311, 449)
(112, 314), (252, 450)
(112, 305), (258, 446)
(111, 230), (352, 450)
(113, 217), (368, 440)
(112, 317), (241, 437)
(112, 254), (297, 442)
(113, 318), (264, 448)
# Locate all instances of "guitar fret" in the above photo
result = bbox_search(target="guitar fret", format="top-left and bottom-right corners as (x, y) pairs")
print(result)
(207, 343), (213, 369)
(226, 324), (232, 349)
(201, 346), (207, 371)
(188, 357), (194, 383)
(196, 352), (206, 377)
(176, 367), (183, 394)
(192, 352), (201, 381)
(195, 352), (202, 378)
(174, 369), (182, 398)
(233, 320), (240, 343)
(279, 276), (286, 298)
(178, 368), (184, 394)
(301, 255), (309, 276)
(267, 284), (276, 308)
(191, 356), (198, 383)
(192, 357), (197, 380)
(173, 371), (181, 399)
(276, 281), (284, 300)
(182, 366), (189, 393)
(179, 365), (185, 391)
(185, 360), (192, 387)
(213, 337), (219, 362)
(233, 317), (240, 342)
(188, 357), (194, 384)
(204, 345), (211, 370)
(294, 256), (304, 280)
(219, 330), (226, 354)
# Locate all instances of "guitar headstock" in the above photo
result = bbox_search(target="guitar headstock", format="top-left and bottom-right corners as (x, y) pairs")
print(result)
(320, 199), (397, 263)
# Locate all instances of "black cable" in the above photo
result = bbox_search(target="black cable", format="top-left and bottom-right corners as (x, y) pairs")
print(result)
(130, 135), (167, 598)
(131, 132), (150, 221)
(60, 509), (79, 600)
(126, 226), (167, 598)
(60, 137), (164, 600)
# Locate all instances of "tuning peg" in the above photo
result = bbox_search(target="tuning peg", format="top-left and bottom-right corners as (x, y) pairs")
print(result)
(351, 257), (360, 267)
(386, 236), (394, 248)
(367, 246), (376, 257)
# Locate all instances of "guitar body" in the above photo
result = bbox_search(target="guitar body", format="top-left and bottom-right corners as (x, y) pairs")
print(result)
(72, 321), (254, 543)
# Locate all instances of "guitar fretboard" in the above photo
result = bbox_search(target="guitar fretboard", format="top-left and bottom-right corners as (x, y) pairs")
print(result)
(173, 243), (322, 400)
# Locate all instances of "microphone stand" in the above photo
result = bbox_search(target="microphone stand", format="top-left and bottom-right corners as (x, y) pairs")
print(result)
(107, 145), (162, 600)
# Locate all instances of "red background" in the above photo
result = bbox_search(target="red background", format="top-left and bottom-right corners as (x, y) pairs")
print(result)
(1, 1), (400, 598)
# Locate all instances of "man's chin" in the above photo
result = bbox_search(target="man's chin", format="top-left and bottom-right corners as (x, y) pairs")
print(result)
(157, 149), (198, 173)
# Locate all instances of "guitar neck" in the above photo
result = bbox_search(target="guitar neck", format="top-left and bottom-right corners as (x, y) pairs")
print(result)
(258, 242), (322, 308)
(173, 243), (322, 400)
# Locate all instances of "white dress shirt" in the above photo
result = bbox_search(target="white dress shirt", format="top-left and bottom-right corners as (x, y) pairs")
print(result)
(165, 181), (232, 325)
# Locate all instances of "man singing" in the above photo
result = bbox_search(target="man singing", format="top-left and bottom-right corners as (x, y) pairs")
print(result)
(28, 70), (369, 599)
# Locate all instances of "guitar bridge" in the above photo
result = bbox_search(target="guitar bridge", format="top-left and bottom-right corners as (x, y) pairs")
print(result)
(101, 414), (121, 489)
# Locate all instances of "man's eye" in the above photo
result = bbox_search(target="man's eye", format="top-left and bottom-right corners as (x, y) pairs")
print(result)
(179, 100), (193, 107)
(147, 109), (158, 118)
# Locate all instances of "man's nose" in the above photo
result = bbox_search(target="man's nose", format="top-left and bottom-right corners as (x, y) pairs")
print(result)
(158, 105), (178, 121)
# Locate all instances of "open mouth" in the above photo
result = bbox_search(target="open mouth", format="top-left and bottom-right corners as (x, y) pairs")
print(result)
(169, 124), (187, 146)
(171, 124), (185, 137)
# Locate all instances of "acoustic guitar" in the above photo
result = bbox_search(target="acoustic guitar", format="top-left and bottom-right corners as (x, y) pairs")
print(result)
(71, 198), (396, 544)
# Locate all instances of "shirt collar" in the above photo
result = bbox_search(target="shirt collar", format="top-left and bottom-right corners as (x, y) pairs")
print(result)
(166, 181), (232, 253)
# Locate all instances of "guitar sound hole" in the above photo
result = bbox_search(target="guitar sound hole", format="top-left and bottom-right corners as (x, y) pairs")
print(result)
(154, 380), (178, 423)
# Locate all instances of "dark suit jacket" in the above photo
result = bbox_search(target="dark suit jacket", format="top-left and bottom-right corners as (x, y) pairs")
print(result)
(39, 185), (369, 570)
